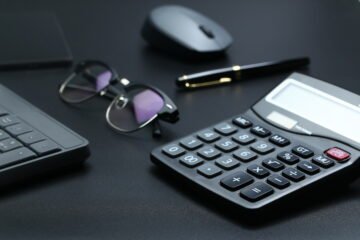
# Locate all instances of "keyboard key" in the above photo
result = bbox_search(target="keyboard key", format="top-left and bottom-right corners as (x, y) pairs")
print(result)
(197, 146), (221, 160)
(267, 174), (290, 189)
(312, 155), (335, 168)
(30, 140), (61, 156)
(220, 171), (253, 191)
(282, 168), (305, 182)
(0, 138), (22, 152)
(0, 147), (36, 169)
(162, 144), (185, 158)
(277, 151), (299, 164)
(269, 134), (290, 147)
(17, 131), (46, 145)
(197, 164), (222, 178)
(0, 107), (8, 116)
(0, 115), (20, 127)
(5, 123), (32, 136)
(179, 136), (203, 150)
(232, 116), (252, 128)
(233, 149), (257, 162)
(297, 161), (320, 175)
(179, 154), (203, 168)
(197, 129), (220, 143)
(250, 141), (274, 154)
(262, 158), (285, 171)
(214, 123), (237, 136)
(0, 130), (9, 141)
(215, 156), (240, 170)
(325, 147), (350, 162)
(292, 145), (314, 158)
(232, 132), (255, 145)
(250, 125), (271, 137)
(240, 182), (274, 202)
(215, 139), (238, 152)
(247, 164), (270, 178)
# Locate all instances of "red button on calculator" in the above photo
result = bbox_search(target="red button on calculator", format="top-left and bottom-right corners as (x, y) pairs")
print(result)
(325, 147), (350, 162)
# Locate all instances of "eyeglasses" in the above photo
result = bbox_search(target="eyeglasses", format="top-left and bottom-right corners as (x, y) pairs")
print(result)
(59, 60), (179, 137)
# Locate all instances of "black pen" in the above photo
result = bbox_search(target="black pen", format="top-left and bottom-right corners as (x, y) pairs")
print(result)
(176, 57), (310, 89)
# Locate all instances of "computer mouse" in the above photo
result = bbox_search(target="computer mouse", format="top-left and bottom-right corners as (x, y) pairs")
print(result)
(141, 5), (233, 58)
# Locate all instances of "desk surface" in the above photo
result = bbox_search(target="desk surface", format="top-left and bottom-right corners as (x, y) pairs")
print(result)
(0, 0), (359, 239)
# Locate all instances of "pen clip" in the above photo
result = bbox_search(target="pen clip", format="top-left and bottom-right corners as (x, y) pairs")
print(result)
(184, 77), (232, 88)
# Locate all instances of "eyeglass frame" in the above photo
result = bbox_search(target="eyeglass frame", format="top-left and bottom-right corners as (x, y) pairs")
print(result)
(58, 60), (179, 136)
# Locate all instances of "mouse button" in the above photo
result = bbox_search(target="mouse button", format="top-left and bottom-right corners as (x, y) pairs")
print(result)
(199, 25), (215, 38)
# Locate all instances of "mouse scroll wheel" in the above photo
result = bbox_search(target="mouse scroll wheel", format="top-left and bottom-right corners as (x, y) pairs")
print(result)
(199, 25), (215, 39)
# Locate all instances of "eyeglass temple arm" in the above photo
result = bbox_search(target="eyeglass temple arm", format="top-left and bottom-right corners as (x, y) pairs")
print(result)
(152, 120), (162, 138)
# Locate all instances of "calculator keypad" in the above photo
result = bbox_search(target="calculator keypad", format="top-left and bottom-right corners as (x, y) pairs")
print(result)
(155, 115), (351, 206)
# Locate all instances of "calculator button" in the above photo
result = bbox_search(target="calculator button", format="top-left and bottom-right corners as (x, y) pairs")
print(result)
(297, 161), (320, 175)
(179, 154), (203, 168)
(250, 141), (274, 155)
(30, 140), (61, 156)
(325, 147), (350, 162)
(220, 171), (253, 191)
(215, 156), (240, 170)
(233, 149), (257, 162)
(17, 131), (46, 145)
(262, 158), (285, 171)
(250, 125), (271, 137)
(277, 151), (299, 164)
(240, 182), (274, 202)
(282, 168), (305, 182)
(5, 123), (32, 136)
(0, 138), (22, 152)
(0, 147), (36, 169)
(247, 164), (270, 178)
(215, 139), (238, 152)
(232, 132), (255, 145)
(269, 134), (290, 147)
(232, 116), (252, 128)
(312, 155), (335, 168)
(292, 145), (314, 158)
(162, 144), (185, 158)
(197, 146), (221, 160)
(214, 123), (237, 136)
(0, 115), (20, 128)
(197, 130), (220, 143)
(197, 164), (222, 178)
(267, 175), (290, 189)
(180, 136), (203, 150)
(0, 130), (9, 141)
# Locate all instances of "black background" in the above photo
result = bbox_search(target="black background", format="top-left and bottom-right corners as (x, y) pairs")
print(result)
(0, 0), (359, 239)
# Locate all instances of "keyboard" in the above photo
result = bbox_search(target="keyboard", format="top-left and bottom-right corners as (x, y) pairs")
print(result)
(151, 74), (360, 211)
(0, 84), (89, 186)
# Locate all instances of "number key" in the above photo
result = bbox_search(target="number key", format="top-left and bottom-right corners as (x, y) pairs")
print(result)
(214, 123), (237, 136)
(232, 132), (255, 145)
(180, 136), (203, 150)
(162, 144), (185, 158)
(250, 141), (274, 154)
(215, 139), (238, 152)
(179, 154), (203, 168)
(215, 156), (240, 170)
(197, 146), (221, 160)
(197, 130), (220, 143)
(233, 149), (257, 162)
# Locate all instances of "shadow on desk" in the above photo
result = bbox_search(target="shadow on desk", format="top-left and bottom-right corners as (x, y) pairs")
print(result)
(150, 165), (360, 229)
(0, 163), (90, 201)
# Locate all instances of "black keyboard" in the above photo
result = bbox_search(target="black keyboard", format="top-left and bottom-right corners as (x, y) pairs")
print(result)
(0, 84), (89, 186)
(151, 113), (357, 211)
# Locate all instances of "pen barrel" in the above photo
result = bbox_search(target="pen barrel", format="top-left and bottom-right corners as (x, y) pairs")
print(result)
(177, 66), (240, 88)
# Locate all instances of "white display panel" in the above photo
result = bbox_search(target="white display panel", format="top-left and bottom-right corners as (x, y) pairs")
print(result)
(265, 79), (360, 143)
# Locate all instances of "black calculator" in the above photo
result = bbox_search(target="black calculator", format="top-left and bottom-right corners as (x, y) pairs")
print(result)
(151, 73), (360, 211)
(0, 84), (89, 186)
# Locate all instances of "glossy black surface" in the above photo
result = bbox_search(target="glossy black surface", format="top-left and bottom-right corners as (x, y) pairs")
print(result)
(0, 0), (359, 239)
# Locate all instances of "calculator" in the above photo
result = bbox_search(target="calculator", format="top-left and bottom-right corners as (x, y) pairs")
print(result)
(0, 84), (89, 186)
(151, 73), (360, 211)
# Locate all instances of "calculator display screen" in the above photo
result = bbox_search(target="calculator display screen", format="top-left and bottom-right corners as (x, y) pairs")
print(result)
(266, 79), (360, 143)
